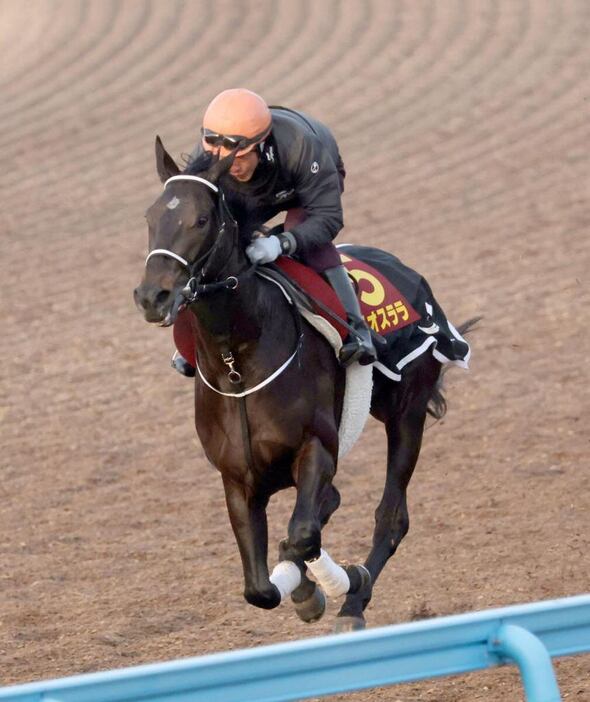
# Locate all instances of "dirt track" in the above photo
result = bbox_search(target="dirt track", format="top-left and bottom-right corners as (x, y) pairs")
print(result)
(1, 1), (589, 699)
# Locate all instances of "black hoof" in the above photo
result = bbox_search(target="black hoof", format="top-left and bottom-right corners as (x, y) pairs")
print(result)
(293, 586), (326, 623)
(344, 564), (372, 595)
(244, 584), (281, 610)
(334, 615), (366, 633)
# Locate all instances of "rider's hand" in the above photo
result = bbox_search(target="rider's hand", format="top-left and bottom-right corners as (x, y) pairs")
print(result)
(246, 235), (282, 264)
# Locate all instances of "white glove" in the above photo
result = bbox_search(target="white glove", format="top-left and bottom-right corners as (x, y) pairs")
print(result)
(246, 235), (282, 264)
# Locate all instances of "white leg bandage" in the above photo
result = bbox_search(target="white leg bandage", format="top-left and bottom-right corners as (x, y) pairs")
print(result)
(269, 560), (302, 602)
(305, 548), (350, 598)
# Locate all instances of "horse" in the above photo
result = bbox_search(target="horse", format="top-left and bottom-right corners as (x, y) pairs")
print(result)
(134, 137), (473, 631)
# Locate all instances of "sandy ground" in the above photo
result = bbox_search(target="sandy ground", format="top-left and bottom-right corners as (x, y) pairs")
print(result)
(1, 1), (589, 699)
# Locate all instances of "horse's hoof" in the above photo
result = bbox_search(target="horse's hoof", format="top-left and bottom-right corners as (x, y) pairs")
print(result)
(244, 584), (281, 610)
(334, 615), (366, 633)
(344, 564), (372, 595)
(294, 585), (326, 623)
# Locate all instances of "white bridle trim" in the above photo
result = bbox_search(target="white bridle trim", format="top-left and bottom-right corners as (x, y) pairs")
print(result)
(195, 346), (300, 398)
(165, 175), (219, 193)
(145, 249), (189, 267)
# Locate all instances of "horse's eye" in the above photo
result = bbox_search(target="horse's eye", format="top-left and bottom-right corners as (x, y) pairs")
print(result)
(197, 215), (209, 227)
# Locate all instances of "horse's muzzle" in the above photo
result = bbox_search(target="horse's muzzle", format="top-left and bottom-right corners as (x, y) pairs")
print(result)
(133, 282), (176, 325)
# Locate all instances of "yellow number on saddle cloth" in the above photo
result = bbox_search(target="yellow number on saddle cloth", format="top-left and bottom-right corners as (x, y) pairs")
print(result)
(340, 254), (419, 336)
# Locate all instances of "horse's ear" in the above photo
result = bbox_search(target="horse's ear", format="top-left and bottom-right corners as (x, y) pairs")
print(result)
(207, 149), (237, 184)
(155, 135), (180, 183)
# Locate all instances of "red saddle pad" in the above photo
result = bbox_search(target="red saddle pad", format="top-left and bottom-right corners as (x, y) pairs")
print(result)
(173, 253), (419, 367)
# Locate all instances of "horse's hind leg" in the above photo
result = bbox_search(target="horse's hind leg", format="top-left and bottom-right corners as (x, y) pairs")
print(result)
(336, 357), (441, 631)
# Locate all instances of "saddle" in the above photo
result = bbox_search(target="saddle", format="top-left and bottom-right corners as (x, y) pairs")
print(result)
(173, 245), (471, 385)
(172, 251), (420, 368)
(271, 254), (420, 340)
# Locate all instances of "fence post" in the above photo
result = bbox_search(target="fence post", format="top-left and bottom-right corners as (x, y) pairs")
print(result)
(489, 623), (561, 702)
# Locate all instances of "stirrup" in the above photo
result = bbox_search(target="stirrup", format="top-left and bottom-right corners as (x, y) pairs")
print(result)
(171, 351), (196, 377)
(371, 329), (388, 351)
(339, 337), (377, 367)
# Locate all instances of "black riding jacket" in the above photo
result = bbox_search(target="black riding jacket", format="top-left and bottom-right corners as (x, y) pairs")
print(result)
(191, 107), (345, 254)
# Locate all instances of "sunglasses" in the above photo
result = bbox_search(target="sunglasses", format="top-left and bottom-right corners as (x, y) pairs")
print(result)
(201, 125), (270, 152)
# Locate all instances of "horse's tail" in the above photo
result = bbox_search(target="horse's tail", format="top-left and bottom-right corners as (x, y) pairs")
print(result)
(427, 316), (482, 420)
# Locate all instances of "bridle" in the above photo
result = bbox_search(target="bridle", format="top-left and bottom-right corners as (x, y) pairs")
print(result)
(146, 175), (220, 270)
(144, 172), (303, 406)
(145, 175), (253, 307)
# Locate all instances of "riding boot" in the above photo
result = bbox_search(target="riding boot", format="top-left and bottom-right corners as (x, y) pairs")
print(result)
(324, 265), (377, 367)
(171, 350), (196, 377)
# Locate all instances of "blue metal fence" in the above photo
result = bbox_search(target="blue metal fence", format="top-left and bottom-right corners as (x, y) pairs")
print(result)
(1, 595), (589, 702)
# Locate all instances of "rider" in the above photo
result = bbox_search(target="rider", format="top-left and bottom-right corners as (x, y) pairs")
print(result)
(173, 88), (377, 374)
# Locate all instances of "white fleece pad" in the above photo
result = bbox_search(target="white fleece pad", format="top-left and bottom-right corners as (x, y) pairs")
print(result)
(299, 309), (373, 459)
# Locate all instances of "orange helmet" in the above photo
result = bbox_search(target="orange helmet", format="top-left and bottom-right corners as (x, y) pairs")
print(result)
(201, 88), (272, 155)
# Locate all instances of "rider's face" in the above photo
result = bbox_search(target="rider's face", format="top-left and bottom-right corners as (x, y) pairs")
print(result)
(202, 140), (260, 182)
(227, 149), (260, 182)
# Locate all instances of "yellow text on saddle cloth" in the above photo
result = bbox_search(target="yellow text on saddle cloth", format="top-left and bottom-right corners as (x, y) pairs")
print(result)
(340, 254), (420, 335)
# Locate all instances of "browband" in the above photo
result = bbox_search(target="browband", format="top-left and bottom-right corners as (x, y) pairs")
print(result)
(165, 175), (219, 193)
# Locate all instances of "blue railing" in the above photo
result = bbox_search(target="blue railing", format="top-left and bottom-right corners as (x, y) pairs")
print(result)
(1, 595), (589, 702)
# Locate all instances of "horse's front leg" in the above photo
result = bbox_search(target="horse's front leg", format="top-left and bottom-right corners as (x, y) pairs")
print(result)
(287, 435), (336, 562)
(284, 436), (371, 622)
(222, 477), (281, 610)
(279, 477), (341, 622)
(269, 436), (334, 621)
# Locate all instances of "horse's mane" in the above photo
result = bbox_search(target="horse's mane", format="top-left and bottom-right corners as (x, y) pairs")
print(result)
(183, 150), (214, 176)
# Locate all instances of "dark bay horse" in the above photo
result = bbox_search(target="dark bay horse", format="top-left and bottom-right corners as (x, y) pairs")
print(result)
(134, 137), (465, 631)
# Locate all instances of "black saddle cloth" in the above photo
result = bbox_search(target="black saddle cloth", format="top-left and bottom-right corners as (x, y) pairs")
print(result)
(338, 244), (470, 379)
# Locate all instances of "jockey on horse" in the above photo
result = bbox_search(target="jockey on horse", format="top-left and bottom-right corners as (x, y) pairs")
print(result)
(171, 88), (377, 376)
(135, 92), (476, 628)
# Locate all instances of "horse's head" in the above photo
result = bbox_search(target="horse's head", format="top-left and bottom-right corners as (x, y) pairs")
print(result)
(133, 136), (239, 326)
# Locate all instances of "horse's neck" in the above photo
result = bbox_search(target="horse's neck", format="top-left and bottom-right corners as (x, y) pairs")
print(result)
(191, 275), (297, 383)
(193, 222), (256, 348)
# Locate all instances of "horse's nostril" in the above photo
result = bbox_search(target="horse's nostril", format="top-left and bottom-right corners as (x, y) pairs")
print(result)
(155, 289), (171, 307)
